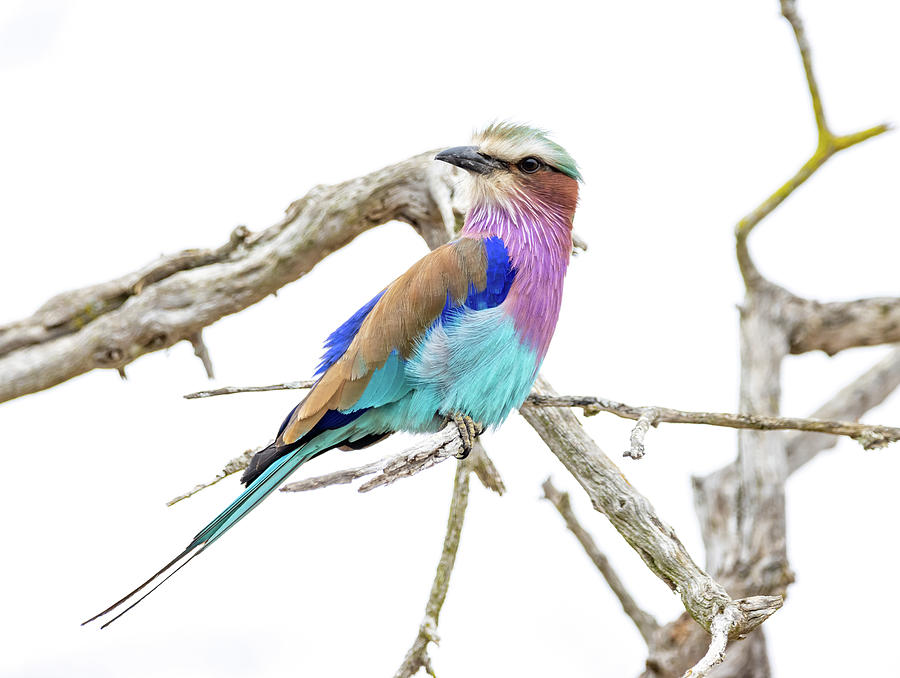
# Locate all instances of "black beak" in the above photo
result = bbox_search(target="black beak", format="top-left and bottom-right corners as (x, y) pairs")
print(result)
(434, 146), (507, 175)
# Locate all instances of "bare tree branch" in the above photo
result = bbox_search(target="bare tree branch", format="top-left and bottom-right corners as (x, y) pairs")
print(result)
(541, 477), (660, 645)
(466, 442), (506, 496)
(185, 381), (900, 451)
(787, 345), (900, 473)
(0, 153), (467, 404)
(166, 446), (261, 507)
(0, 224), (251, 357)
(642, 5), (897, 675)
(734, 0), (891, 288)
(682, 604), (741, 678)
(724, 0), (893, 601)
(624, 408), (659, 460)
(165, 424), (462, 505)
(394, 451), (475, 678)
(168, 424), (505, 506)
(520, 376), (782, 637)
(184, 380), (316, 399)
(279, 457), (389, 493)
(689, 348), (900, 593)
(788, 297), (900, 356)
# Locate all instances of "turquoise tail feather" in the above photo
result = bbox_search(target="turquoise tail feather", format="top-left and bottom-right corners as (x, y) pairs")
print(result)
(83, 442), (321, 629)
(191, 443), (317, 549)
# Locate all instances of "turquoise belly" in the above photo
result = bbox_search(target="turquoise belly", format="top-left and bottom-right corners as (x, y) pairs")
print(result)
(407, 306), (539, 429)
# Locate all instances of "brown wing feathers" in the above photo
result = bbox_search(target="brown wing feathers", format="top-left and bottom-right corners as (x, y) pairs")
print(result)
(279, 239), (487, 445)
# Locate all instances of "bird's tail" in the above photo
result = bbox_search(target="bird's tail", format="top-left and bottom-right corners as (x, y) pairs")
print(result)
(82, 441), (315, 629)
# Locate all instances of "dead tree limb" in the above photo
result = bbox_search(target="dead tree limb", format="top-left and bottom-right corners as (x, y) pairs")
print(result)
(520, 376), (783, 638)
(186, 380), (900, 451)
(167, 424), (462, 506)
(542, 477), (660, 646)
(0, 153), (466, 404)
(641, 3), (895, 675)
(787, 345), (900, 473)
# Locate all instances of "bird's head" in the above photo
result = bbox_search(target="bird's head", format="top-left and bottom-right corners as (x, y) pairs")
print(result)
(435, 122), (580, 216)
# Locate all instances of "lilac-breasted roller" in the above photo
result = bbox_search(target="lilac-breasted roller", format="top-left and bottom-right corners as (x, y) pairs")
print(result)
(85, 122), (581, 627)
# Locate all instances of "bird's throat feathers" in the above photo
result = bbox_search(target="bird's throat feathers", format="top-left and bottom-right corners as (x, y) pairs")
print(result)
(462, 189), (573, 361)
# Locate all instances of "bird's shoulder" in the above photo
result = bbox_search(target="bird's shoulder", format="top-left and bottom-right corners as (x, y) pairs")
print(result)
(319, 236), (513, 371)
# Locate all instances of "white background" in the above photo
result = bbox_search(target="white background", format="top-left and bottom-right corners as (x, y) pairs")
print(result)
(1, 1), (898, 676)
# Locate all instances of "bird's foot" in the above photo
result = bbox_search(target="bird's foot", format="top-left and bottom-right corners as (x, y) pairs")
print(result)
(446, 412), (484, 459)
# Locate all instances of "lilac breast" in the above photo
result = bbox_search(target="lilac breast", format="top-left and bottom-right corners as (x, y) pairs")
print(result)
(462, 197), (572, 361)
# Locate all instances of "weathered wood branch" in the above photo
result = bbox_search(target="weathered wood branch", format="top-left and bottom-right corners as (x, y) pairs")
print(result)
(542, 478), (660, 646)
(170, 415), (505, 506)
(0, 225), (251, 357)
(640, 4), (896, 675)
(0, 152), (466, 404)
(520, 376), (782, 638)
(166, 445), (262, 507)
(184, 380), (317, 398)
(185, 380), (900, 451)
(787, 345), (900, 473)
(692, 346), (900, 584)
(167, 424), (462, 505)
(788, 296), (900, 356)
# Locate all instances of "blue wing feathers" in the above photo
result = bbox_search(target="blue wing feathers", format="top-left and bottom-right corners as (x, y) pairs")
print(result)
(320, 238), (514, 374)
(316, 289), (386, 375)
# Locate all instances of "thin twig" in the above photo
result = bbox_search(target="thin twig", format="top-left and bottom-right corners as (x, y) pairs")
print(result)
(681, 594), (784, 678)
(732, 0), (891, 287)
(279, 457), (389, 492)
(166, 446), (261, 506)
(530, 395), (900, 451)
(682, 605), (740, 678)
(780, 0), (829, 138)
(542, 478), (659, 645)
(166, 424), (463, 505)
(394, 455), (473, 678)
(184, 381), (900, 450)
(188, 331), (215, 379)
(467, 441), (506, 496)
(625, 407), (659, 460)
(291, 424), (460, 494)
(788, 345), (900, 473)
(184, 380), (316, 398)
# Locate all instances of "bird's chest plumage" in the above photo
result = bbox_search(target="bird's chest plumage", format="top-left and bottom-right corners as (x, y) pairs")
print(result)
(406, 253), (568, 428)
(406, 305), (540, 428)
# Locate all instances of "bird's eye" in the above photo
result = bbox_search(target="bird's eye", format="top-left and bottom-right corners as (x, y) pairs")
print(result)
(518, 157), (541, 174)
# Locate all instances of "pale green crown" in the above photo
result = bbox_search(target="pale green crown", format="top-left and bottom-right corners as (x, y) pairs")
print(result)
(473, 121), (582, 182)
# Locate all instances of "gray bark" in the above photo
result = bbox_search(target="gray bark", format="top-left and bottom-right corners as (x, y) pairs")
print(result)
(0, 153), (464, 403)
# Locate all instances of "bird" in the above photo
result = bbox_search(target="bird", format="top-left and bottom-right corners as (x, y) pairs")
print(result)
(84, 122), (581, 628)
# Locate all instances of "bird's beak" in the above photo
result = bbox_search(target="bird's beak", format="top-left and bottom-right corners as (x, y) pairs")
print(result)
(435, 146), (506, 175)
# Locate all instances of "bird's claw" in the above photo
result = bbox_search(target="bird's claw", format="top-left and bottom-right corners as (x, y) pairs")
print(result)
(447, 412), (483, 459)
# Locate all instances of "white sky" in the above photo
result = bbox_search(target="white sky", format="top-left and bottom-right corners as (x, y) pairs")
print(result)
(1, 1), (898, 676)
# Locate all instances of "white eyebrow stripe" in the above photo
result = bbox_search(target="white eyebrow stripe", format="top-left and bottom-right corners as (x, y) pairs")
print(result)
(475, 135), (558, 164)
